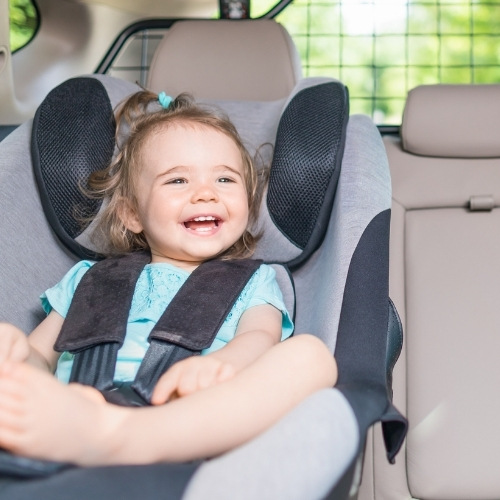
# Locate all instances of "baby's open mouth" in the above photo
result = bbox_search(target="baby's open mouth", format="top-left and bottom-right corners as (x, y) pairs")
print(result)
(184, 216), (221, 232)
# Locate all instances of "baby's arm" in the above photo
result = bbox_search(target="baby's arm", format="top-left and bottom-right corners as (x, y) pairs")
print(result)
(152, 304), (282, 404)
(0, 311), (63, 372)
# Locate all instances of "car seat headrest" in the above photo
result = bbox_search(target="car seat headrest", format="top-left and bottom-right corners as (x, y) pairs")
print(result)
(147, 19), (302, 101)
(31, 75), (348, 269)
(401, 84), (500, 158)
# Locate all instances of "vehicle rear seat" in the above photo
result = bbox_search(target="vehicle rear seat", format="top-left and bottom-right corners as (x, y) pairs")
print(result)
(359, 83), (500, 500)
(147, 19), (302, 101)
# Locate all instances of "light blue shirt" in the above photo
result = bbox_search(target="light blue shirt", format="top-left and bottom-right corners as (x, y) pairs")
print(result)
(41, 260), (294, 383)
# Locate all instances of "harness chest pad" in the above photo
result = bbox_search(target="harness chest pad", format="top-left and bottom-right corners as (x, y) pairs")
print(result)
(53, 254), (264, 402)
(54, 254), (263, 353)
(54, 252), (151, 353)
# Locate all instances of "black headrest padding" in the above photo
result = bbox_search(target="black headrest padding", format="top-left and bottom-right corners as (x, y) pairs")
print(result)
(267, 81), (348, 269)
(31, 77), (115, 260)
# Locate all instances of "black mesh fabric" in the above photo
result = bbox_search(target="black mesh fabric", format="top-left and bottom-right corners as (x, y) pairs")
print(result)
(267, 82), (348, 253)
(31, 77), (115, 254)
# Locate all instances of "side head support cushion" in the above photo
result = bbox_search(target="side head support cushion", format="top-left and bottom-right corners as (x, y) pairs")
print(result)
(31, 77), (116, 259)
(265, 80), (349, 269)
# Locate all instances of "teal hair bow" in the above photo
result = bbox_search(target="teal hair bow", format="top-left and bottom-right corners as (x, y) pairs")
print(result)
(158, 91), (173, 109)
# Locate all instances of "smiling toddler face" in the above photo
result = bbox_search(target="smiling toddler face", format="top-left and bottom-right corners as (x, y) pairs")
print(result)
(123, 123), (250, 270)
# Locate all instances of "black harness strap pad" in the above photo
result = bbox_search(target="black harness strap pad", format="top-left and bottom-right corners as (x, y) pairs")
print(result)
(54, 252), (150, 353)
(131, 258), (262, 402)
(151, 258), (262, 350)
(55, 255), (263, 404)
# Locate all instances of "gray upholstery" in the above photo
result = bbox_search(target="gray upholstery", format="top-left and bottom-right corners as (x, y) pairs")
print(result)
(292, 113), (391, 349)
(184, 389), (358, 500)
(358, 84), (500, 500)
(0, 121), (76, 332)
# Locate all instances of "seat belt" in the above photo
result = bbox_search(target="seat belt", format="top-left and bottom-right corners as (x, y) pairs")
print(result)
(54, 252), (262, 405)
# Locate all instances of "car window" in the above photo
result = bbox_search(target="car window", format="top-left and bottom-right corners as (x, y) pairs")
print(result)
(9, 0), (38, 52)
(275, 0), (500, 125)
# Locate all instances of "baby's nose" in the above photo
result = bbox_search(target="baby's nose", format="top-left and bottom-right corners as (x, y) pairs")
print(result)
(192, 182), (218, 202)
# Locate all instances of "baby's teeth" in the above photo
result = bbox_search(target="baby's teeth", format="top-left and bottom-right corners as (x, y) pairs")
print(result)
(194, 216), (215, 221)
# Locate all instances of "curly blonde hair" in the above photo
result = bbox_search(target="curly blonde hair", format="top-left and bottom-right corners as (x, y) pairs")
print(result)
(88, 90), (262, 260)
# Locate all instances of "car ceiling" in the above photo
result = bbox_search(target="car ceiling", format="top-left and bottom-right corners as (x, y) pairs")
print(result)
(77, 0), (218, 18)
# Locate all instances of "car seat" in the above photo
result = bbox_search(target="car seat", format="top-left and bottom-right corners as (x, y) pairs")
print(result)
(358, 83), (500, 500)
(0, 20), (405, 500)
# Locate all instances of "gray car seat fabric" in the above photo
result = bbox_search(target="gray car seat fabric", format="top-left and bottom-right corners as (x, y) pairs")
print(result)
(184, 389), (358, 500)
(358, 84), (500, 500)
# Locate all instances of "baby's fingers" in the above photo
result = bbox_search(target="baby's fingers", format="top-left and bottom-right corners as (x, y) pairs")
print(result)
(151, 366), (181, 405)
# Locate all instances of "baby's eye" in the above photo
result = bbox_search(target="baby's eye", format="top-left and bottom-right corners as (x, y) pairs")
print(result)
(217, 177), (235, 183)
(166, 178), (187, 185)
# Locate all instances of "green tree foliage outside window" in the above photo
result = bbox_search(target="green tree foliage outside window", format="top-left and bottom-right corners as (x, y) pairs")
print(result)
(273, 0), (500, 125)
(9, 0), (38, 52)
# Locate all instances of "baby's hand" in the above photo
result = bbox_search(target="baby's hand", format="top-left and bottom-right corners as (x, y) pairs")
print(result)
(0, 323), (30, 365)
(151, 356), (236, 405)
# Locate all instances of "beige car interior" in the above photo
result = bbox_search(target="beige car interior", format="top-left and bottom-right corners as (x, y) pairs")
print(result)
(359, 83), (500, 500)
(147, 19), (302, 101)
(5, 5), (498, 496)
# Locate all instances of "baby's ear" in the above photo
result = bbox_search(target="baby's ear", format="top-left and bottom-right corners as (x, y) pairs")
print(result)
(118, 199), (143, 234)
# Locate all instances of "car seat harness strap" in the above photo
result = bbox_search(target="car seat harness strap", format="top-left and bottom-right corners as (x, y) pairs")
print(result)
(69, 342), (120, 392)
(54, 252), (262, 405)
